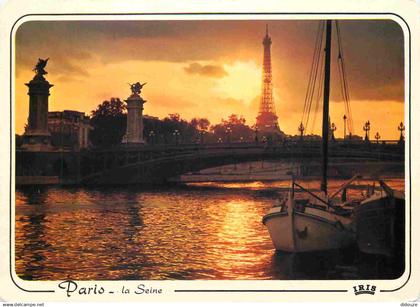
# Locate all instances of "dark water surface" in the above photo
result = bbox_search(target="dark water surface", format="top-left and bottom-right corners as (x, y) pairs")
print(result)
(15, 179), (405, 280)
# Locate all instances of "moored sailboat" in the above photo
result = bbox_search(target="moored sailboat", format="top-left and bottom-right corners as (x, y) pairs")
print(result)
(262, 20), (357, 253)
(262, 180), (356, 252)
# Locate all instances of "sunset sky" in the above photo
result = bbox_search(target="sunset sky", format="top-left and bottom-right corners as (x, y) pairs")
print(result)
(15, 19), (404, 139)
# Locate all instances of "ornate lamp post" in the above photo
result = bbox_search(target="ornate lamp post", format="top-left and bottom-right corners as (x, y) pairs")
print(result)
(298, 122), (305, 141)
(330, 122), (336, 141)
(375, 132), (380, 144)
(398, 122), (405, 143)
(148, 130), (155, 145)
(173, 129), (180, 146)
(199, 130), (205, 144)
(343, 115), (347, 139)
(254, 125), (259, 143)
(363, 120), (371, 142)
(225, 126), (232, 144)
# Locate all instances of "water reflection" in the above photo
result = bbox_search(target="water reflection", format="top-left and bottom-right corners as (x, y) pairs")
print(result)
(15, 179), (405, 280)
(213, 200), (273, 279)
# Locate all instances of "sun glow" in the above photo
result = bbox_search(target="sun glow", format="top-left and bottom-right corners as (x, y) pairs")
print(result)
(213, 61), (261, 105)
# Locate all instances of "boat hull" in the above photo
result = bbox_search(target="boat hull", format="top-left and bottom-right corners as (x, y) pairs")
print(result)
(263, 199), (355, 253)
(355, 193), (405, 258)
(263, 209), (295, 252)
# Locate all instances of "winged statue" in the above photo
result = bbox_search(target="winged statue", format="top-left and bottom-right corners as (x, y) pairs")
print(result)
(33, 58), (49, 76)
(129, 82), (147, 95)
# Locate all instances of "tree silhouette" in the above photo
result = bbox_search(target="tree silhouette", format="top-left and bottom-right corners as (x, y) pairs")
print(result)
(142, 114), (210, 144)
(90, 98), (126, 147)
(210, 114), (253, 142)
(190, 118), (210, 131)
(88, 100), (252, 146)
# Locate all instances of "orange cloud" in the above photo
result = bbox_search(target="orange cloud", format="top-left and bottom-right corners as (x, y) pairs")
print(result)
(184, 63), (228, 78)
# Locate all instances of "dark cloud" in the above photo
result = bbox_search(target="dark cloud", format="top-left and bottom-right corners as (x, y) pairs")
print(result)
(15, 35), (92, 78)
(15, 19), (404, 103)
(184, 63), (228, 78)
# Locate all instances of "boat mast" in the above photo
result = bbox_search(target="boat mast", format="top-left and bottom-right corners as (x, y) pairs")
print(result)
(321, 20), (332, 195)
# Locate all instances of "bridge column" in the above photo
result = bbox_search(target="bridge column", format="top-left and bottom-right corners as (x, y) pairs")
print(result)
(22, 61), (53, 151)
(122, 92), (146, 145)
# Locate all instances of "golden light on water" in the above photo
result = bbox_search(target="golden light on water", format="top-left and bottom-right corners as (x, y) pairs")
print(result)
(188, 181), (291, 190)
(218, 201), (254, 245)
(214, 199), (273, 279)
(15, 178), (405, 280)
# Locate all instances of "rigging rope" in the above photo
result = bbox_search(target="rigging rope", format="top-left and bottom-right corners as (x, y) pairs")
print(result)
(302, 22), (321, 121)
(301, 21), (325, 134)
(310, 51), (325, 134)
(302, 21), (354, 137)
(335, 21), (354, 135)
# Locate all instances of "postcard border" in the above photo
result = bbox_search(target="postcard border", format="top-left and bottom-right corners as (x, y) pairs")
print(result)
(9, 12), (412, 295)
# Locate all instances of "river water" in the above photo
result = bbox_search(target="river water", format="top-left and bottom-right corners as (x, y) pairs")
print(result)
(15, 178), (405, 280)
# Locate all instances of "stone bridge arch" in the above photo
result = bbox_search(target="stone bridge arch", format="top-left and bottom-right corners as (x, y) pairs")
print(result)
(80, 143), (404, 185)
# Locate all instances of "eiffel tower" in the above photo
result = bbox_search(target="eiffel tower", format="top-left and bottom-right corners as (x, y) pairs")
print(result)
(256, 25), (283, 137)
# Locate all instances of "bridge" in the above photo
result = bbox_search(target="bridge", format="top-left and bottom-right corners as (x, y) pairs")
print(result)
(16, 140), (404, 185)
(76, 140), (403, 185)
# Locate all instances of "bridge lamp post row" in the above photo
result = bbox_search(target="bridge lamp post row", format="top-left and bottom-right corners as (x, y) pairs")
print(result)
(360, 121), (405, 144)
(297, 121), (338, 141)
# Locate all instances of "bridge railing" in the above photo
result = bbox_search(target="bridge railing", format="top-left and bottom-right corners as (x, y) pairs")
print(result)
(87, 139), (404, 153)
(79, 138), (404, 177)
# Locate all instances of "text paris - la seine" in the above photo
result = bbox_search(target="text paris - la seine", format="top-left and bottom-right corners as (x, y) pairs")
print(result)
(58, 281), (163, 297)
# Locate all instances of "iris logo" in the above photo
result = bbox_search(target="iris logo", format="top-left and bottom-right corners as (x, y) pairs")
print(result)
(353, 284), (376, 295)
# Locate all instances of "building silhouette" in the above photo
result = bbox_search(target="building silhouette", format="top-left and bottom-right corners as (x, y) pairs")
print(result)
(47, 110), (91, 150)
